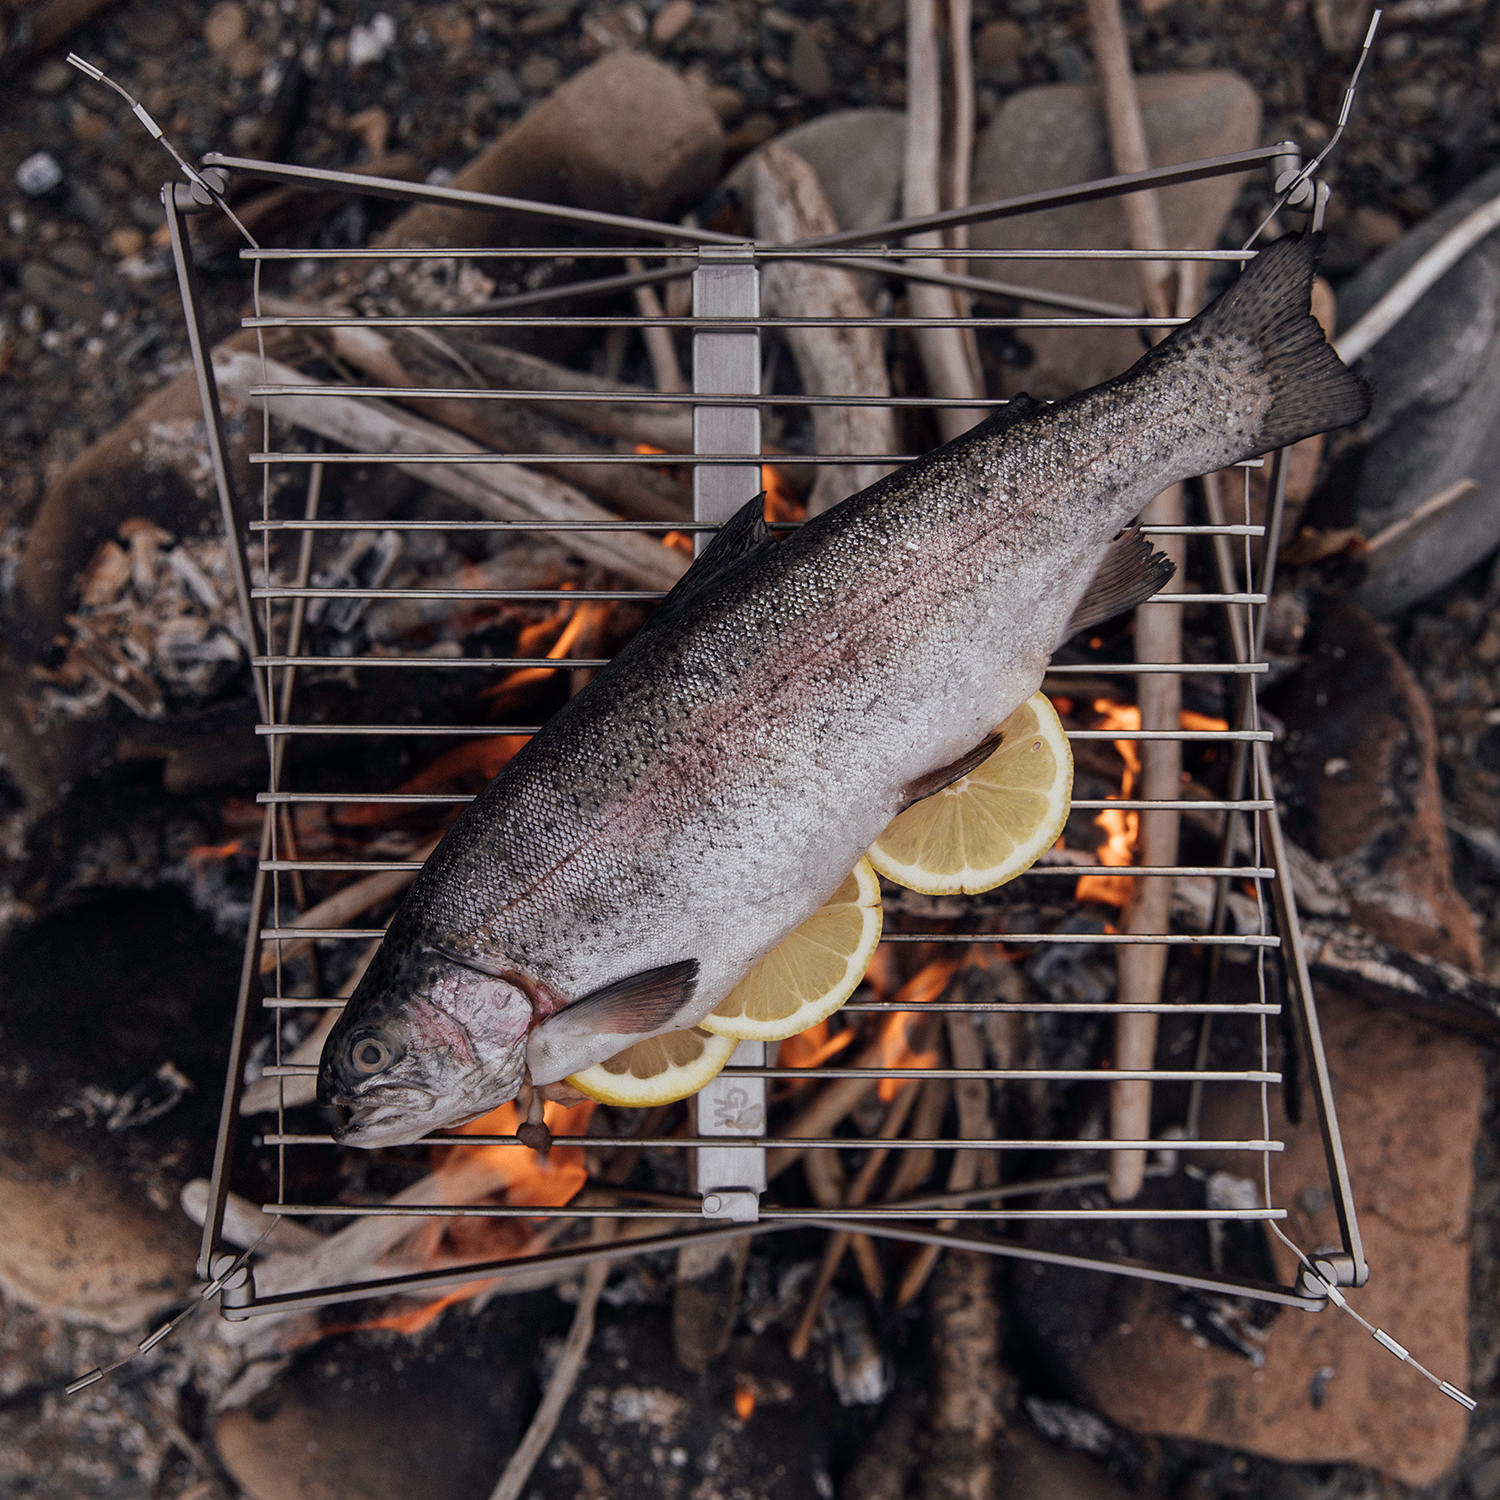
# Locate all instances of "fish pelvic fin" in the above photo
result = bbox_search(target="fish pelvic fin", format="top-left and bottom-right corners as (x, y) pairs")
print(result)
(902, 729), (1006, 809)
(1063, 526), (1175, 642)
(525, 958), (701, 1085)
(1180, 233), (1370, 455)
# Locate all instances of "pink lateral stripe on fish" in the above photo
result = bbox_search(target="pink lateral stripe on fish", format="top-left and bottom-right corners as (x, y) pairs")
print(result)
(318, 235), (1369, 1148)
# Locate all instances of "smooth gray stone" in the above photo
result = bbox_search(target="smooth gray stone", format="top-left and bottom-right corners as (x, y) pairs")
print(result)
(724, 108), (906, 236)
(1339, 163), (1500, 616)
(967, 72), (1261, 400)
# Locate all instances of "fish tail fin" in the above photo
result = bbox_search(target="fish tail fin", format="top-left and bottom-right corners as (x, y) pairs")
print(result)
(1177, 234), (1370, 455)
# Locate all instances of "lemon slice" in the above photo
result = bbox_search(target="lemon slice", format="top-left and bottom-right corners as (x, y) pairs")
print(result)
(701, 857), (883, 1042)
(867, 692), (1073, 895)
(567, 1025), (739, 1107)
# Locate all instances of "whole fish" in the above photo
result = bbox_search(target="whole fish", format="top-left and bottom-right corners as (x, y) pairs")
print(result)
(319, 235), (1367, 1147)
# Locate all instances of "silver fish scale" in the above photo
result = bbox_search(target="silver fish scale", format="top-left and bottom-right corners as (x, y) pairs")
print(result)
(402, 325), (1278, 1024)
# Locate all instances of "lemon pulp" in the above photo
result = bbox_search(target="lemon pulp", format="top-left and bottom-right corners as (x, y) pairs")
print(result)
(702, 857), (883, 1042)
(567, 1026), (739, 1107)
(867, 691), (1073, 895)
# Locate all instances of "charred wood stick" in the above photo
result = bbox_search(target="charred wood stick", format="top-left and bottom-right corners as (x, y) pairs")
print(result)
(803, 1144), (885, 1301)
(251, 315), (692, 523)
(883, 1076), (950, 1203)
(212, 351), (689, 593)
(453, 340), (695, 451)
(1104, 234), (1206, 1200)
(893, 1012), (997, 1309)
(766, 1013), (942, 1179)
(752, 143), (898, 517)
(920, 1250), (1007, 1500)
(903, 0), (984, 442)
(487, 1237), (610, 1500)
(379, 325), (692, 522)
(788, 1080), (922, 1359)
(1084, 0), (1174, 318)
(1301, 917), (1500, 1043)
(257, 842), (437, 976)
(179, 1179), (326, 1256)
(627, 257), (688, 395)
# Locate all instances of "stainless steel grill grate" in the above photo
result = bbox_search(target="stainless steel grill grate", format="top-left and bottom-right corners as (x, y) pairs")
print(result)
(171, 140), (1364, 1321)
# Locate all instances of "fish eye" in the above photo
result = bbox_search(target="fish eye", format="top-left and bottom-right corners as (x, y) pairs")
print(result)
(350, 1034), (393, 1074)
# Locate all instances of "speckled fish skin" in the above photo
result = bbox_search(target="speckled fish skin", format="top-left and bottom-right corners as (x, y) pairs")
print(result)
(319, 235), (1368, 1146)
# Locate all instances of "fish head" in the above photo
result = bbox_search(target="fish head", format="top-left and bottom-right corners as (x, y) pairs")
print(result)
(317, 938), (539, 1148)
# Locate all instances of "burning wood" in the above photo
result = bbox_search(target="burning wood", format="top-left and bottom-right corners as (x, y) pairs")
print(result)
(751, 142), (898, 516)
(211, 350), (689, 593)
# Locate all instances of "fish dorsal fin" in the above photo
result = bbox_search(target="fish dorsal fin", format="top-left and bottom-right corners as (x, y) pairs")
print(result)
(525, 959), (701, 1085)
(988, 391), (1044, 430)
(1063, 527), (1175, 642)
(648, 491), (776, 630)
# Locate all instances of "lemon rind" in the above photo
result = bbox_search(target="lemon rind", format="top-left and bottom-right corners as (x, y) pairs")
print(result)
(567, 1026), (739, 1107)
(866, 693), (1074, 896)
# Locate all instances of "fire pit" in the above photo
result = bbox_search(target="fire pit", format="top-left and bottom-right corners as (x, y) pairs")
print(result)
(161, 140), (1367, 1329)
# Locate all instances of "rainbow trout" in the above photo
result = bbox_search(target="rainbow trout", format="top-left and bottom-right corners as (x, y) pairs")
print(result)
(319, 235), (1367, 1146)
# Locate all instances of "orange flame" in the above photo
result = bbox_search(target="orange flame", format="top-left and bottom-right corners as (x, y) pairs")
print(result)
(1075, 699), (1142, 908)
(187, 838), (246, 868)
(482, 598), (611, 704)
(875, 958), (955, 1101)
(781, 1019), (857, 1070)
(440, 1099), (596, 1201)
(760, 463), (804, 523)
(322, 1101), (597, 1339)
(1072, 700), (1232, 905)
(336, 734), (530, 827)
(733, 1374), (756, 1420)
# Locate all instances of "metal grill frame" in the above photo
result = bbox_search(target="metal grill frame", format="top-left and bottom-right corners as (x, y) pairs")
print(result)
(169, 141), (1366, 1320)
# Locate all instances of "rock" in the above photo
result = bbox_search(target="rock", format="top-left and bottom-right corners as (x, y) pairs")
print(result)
(975, 17), (1025, 76)
(520, 53), (562, 92)
(347, 12), (396, 68)
(29, 58), (72, 94)
(0, 889), (239, 1331)
(725, 108), (906, 238)
(109, 226), (146, 258)
(1349, 203), (1404, 254)
(704, 84), (745, 123)
(203, 0), (246, 53)
(1333, 161), (1500, 617)
(653, 0), (694, 45)
(15, 151), (62, 197)
(968, 72), (1262, 399)
(118, 5), (181, 48)
(789, 26), (833, 99)
(518, 0), (576, 36)
(1274, 598), (1483, 971)
(1062, 988), (1481, 1488)
(384, 53), (723, 248)
(20, 261), (104, 324)
(215, 1316), (543, 1500)
(483, 64), (524, 108)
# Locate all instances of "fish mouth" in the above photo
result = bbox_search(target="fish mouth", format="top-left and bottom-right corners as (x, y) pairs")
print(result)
(329, 1084), (438, 1148)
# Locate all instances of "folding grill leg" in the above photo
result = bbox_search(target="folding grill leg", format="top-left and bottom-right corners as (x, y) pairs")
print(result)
(690, 246), (767, 1223)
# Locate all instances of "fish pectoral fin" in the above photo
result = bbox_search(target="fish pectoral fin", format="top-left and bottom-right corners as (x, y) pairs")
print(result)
(526, 959), (702, 1086)
(1062, 526), (1176, 642)
(902, 730), (1005, 808)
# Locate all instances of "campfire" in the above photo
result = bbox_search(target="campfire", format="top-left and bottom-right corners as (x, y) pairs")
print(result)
(176, 140), (1346, 1340)
(6, 11), (1489, 1499)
